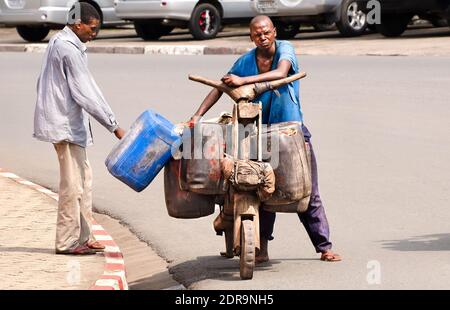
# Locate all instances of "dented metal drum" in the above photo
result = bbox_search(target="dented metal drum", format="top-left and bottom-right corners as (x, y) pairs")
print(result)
(253, 121), (312, 207)
(179, 122), (228, 195)
(164, 159), (216, 219)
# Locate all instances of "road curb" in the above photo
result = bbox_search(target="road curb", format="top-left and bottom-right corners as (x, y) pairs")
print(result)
(0, 168), (128, 290)
(0, 43), (252, 55)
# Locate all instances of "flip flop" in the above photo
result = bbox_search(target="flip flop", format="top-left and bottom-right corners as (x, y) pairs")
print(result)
(320, 251), (342, 262)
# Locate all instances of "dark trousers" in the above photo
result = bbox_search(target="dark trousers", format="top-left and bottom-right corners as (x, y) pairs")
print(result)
(259, 125), (332, 253)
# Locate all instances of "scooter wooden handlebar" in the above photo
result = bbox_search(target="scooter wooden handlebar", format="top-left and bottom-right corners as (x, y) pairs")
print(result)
(189, 72), (307, 103)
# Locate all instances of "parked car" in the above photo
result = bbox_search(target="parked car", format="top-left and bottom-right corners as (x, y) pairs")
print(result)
(0, 0), (125, 42)
(357, 0), (450, 37)
(114, 0), (369, 41)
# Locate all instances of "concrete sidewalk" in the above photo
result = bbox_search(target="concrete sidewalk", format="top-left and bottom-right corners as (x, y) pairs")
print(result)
(0, 172), (181, 290)
(0, 174), (104, 289)
(1, 25), (450, 56)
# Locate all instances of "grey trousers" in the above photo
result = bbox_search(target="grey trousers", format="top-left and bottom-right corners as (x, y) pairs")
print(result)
(54, 142), (94, 252)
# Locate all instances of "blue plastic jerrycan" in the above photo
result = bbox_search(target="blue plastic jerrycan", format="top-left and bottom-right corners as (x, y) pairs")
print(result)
(105, 109), (181, 192)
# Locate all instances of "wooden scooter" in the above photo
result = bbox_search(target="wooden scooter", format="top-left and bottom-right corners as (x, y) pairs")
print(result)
(189, 71), (306, 279)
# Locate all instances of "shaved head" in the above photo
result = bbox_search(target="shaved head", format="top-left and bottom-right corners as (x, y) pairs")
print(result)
(249, 15), (277, 53)
(250, 15), (274, 29)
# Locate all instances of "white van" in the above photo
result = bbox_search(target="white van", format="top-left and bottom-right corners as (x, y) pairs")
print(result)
(114, 0), (368, 40)
(0, 0), (124, 42)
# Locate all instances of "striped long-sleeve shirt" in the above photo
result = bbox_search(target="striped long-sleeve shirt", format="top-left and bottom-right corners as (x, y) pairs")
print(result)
(33, 26), (118, 147)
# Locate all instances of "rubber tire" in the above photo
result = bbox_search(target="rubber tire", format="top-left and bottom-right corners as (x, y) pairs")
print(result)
(274, 21), (299, 39)
(376, 14), (411, 37)
(428, 17), (447, 28)
(336, 0), (368, 37)
(134, 21), (173, 41)
(239, 219), (255, 280)
(189, 3), (221, 40)
(16, 26), (50, 42)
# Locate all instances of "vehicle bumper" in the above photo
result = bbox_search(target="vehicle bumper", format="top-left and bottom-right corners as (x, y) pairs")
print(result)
(253, 0), (341, 16)
(0, 6), (68, 25)
(114, 0), (197, 21)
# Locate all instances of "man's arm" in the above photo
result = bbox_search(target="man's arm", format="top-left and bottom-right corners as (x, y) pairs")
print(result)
(222, 59), (292, 87)
(189, 88), (223, 122)
(62, 50), (123, 138)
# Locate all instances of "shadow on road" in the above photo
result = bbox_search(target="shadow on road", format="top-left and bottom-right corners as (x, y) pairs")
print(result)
(166, 255), (278, 286)
(0, 246), (54, 254)
(380, 233), (450, 252)
(164, 255), (319, 287)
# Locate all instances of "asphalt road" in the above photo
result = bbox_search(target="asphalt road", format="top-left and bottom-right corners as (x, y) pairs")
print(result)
(1, 53), (449, 289)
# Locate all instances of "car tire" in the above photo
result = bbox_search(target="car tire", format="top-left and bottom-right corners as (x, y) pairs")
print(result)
(16, 25), (50, 42)
(134, 21), (173, 41)
(428, 17), (447, 27)
(189, 3), (221, 40)
(336, 0), (368, 37)
(274, 21), (300, 39)
(376, 13), (411, 37)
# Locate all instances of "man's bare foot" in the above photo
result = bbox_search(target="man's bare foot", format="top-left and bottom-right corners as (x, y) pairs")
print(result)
(220, 251), (234, 258)
(255, 254), (269, 264)
(320, 250), (342, 262)
(255, 237), (269, 264)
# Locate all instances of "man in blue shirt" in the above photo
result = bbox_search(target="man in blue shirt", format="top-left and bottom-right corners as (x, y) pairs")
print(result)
(190, 15), (341, 263)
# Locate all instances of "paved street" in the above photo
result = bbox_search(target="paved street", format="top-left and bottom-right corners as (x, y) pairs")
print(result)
(1, 52), (449, 289)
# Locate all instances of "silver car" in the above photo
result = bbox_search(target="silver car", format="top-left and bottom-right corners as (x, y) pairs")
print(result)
(114, 0), (368, 40)
(0, 0), (125, 42)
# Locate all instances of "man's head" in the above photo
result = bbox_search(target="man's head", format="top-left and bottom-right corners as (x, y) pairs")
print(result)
(249, 15), (277, 51)
(67, 2), (100, 43)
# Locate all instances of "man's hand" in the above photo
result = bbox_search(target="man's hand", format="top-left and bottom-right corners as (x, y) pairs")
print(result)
(114, 127), (125, 140)
(221, 74), (245, 87)
(186, 115), (201, 128)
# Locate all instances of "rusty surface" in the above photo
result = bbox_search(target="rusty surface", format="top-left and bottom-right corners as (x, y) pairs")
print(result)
(180, 123), (226, 195)
(261, 122), (312, 206)
(164, 159), (215, 219)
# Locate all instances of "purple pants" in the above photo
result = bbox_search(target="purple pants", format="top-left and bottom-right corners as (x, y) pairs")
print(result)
(259, 125), (332, 253)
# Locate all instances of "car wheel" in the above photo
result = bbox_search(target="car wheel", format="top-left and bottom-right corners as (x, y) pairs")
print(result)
(336, 0), (368, 37)
(134, 21), (174, 40)
(428, 17), (447, 27)
(189, 3), (221, 40)
(274, 21), (299, 39)
(16, 25), (50, 42)
(376, 14), (411, 37)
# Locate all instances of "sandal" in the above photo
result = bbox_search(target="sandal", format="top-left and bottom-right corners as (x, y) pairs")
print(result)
(88, 240), (106, 252)
(56, 244), (96, 255)
(320, 250), (342, 262)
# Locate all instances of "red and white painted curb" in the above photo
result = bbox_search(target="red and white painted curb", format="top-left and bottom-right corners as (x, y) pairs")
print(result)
(0, 169), (128, 290)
